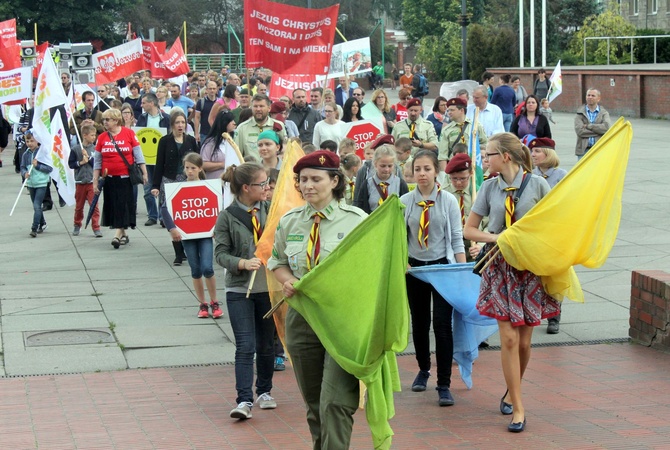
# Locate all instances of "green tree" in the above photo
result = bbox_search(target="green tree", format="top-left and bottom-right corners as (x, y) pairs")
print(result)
(10, 0), (133, 47)
(415, 21), (462, 81)
(401, 0), (460, 42)
(568, 6), (635, 64)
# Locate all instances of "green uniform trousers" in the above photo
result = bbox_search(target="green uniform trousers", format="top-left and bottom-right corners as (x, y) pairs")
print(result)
(286, 307), (360, 450)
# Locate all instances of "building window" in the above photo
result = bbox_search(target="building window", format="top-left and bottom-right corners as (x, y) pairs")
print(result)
(632, 0), (639, 15)
(648, 0), (657, 14)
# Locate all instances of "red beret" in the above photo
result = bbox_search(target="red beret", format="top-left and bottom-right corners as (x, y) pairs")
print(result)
(293, 150), (340, 174)
(270, 101), (286, 114)
(406, 98), (422, 108)
(370, 133), (394, 150)
(528, 137), (556, 150)
(447, 97), (467, 108)
(445, 153), (472, 174)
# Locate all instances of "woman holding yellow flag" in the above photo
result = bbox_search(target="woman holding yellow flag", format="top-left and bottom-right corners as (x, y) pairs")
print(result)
(268, 150), (368, 449)
(463, 133), (559, 433)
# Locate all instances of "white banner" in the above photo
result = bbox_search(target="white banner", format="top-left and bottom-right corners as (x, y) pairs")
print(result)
(0, 66), (32, 103)
(36, 112), (76, 205)
(31, 49), (68, 148)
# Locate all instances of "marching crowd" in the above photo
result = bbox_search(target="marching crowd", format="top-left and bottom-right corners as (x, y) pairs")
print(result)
(1, 62), (612, 446)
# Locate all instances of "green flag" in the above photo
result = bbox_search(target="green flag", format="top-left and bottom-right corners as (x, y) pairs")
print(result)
(288, 196), (410, 450)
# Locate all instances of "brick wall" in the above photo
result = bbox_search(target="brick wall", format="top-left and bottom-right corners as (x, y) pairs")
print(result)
(630, 270), (670, 348)
(490, 67), (670, 119)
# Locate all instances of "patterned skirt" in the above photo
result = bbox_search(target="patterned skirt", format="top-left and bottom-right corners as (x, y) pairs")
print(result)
(477, 253), (560, 327)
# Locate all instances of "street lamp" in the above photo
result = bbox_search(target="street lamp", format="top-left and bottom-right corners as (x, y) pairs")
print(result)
(339, 14), (348, 37)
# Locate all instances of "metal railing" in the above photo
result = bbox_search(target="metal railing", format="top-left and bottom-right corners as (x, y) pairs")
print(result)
(186, 53), (246, 72)
(583, 35), (670, 65)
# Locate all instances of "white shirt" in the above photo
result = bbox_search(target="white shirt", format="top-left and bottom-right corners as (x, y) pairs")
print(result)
(467, 102), (504, 137)
(312, 120), (344, 148)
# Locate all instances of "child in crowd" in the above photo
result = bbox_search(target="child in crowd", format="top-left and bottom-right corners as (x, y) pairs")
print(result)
(162, 153), (222, 319)
(363, 143), (375, 161)
(69, 124), (102, 237)
(341, 153), (362, 205)
(354, 144), (409, 214)
(20, 130), (52, 237)
(539, 98), (556, 124)
(301, 143), (317, 154)
(338, 138), (356, 157)
(265, 168), (279, 202)
(394, 137), (413, 176)
(320, 140), (338, 153)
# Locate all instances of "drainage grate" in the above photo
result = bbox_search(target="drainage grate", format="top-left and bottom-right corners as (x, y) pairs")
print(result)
(24, 329), (116, 347)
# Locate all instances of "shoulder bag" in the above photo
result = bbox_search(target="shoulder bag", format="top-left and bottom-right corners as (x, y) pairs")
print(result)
(109, 131), (144, 185)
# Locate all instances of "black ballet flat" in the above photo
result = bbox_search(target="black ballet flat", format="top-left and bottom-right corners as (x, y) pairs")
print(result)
(500, 389), (513, 415)
(508, 418), (526, 433)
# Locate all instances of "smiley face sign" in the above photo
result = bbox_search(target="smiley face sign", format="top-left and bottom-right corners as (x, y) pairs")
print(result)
(132, 127), (166, 165)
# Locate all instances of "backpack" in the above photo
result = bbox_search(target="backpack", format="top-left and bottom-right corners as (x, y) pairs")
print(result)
(417, 73), (429, 96)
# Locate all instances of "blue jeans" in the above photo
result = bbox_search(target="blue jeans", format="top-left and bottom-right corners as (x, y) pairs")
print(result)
(28, 187), (47, 231)
(503, 113), (513, 132)
(226, 291), (275, 404)
(143, 165), (158, 221)
(199, 133), (208, 145)
(182, 238), (214, 279)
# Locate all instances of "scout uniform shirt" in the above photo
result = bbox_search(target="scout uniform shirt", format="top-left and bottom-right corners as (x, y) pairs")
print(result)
(267, 198), (367, 279)
(235, 116), (287, 162)
(532, 166), (567, 189)
(437, 118), (488, 162)
(392, 117), (438, 151)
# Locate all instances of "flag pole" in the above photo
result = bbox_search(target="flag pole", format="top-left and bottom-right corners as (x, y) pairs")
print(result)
(34, 23), (38, 45)
(183, 21), (188, 55)
(10, 166), (32, 216)
(246, 271), (257, 298)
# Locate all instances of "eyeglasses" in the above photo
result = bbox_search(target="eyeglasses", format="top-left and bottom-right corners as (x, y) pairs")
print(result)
(484, 152), (500, 158)
(353, 93), (363, 97)
(249, 180), (270, 188)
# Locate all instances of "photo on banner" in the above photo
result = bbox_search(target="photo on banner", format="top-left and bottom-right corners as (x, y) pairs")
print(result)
(324, 37), (372, 78)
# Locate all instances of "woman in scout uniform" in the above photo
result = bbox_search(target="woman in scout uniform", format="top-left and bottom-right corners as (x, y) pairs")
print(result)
(268, 150), (367, 450)
(256, 130), (283, 171)
(401, 150), (466, 407)
(353, 143), (409, 214)
(214, 162), (277, 420)
(463, 132), (558, 433)
(528, 137), (566, 335)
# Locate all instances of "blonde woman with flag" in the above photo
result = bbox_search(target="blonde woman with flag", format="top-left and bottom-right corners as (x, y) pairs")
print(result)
(268, 150), (367, 449)
(463, 132), (558, 433)
(214, 162), (276, 420)
(401, 150), (466, 407)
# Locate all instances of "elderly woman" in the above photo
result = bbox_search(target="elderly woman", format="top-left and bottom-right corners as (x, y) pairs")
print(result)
(93, 108), (147, 249)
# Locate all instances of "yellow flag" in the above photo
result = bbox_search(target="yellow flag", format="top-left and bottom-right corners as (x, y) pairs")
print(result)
(255, 140), (306, 357)
(497, 118), (633, 302)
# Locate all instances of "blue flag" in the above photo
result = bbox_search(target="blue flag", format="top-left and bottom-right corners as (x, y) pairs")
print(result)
(409, 263), (498, 389)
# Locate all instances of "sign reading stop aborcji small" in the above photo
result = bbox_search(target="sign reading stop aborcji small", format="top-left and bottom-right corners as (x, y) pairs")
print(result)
(164, 179), (223, 240)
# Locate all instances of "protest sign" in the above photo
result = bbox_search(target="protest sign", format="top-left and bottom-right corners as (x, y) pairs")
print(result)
(93, 39), (144, 85)
(0, 66), (31, 103)
(164, 179), (223, 239)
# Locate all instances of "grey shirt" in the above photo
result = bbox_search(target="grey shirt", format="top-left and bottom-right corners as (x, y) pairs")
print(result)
(471, 167), (550, 234)
(532, 167), (567, 189)
(401, 185), (465, 263)
(367, 174), (402, 213)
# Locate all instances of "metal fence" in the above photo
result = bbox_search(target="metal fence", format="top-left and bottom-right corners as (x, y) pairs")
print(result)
(186, 54), (246, 72)
(583, 35), (670, 65)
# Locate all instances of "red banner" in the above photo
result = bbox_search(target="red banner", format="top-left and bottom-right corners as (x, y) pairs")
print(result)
(244, 0), (338, 75)
(153, 37), (190, 79)
(93, 38), (144, 85)
(0, 44), (20, 71)
(269, 73), (334, 101)
(32, 42), (49, 79)
(0, 19), (16, 48)
(142, 40), (166, 70)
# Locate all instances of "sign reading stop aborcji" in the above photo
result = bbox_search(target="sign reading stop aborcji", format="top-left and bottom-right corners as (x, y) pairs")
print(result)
(164, 179), (223, 240)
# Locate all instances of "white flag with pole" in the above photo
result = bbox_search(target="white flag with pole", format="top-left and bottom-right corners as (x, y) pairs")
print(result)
(547, 60), (562, 104)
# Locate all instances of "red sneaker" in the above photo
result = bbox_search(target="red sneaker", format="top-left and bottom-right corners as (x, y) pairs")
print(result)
(197, 303), (209, 318)
(210, 301), (223, 319)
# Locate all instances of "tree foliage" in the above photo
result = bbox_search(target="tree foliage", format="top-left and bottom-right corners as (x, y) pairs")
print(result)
(569, 7), (635, 64)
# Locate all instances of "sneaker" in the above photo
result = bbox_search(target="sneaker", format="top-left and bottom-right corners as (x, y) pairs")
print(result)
(437, 386), (455, 407)
(37, 224), (47, 234)
(274, 356), (286, 371)
(29, 230), (37, 238)
(145, 218), (157, 226)
(547, 319), (560, 334)
(173, 256), (183, 266)
(72, 226), (80, 236)
(230, 402), (253, 419)
(256, 393), (277, 410)
(197, 303), (209, 318)
(411, 370), (430, 392)
(210, 302), (223, 319)
(94, 230), (103, 238)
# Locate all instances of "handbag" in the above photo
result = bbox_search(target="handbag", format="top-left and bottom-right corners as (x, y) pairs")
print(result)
(108, 132), (143, 185)
(473, 172), (532, 276)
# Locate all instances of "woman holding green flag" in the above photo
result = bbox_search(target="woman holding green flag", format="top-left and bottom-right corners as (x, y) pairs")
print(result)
(268, 150), (367, 450)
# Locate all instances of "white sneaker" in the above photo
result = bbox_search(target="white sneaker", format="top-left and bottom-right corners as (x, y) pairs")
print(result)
(230, 402), (253, 419)
(256, 392), (277, 410)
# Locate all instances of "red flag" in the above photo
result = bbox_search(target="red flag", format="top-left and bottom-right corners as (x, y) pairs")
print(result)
(93, 39), (144, 85)
(269, 73), (333, 101)
(0, 19), (17, 48)
(32, 42), (50, 79)
(0, 44), (20, 70)
(244, 0), (338, 75)
(142, 40), (166, 70)
(152, 37), (189, 78)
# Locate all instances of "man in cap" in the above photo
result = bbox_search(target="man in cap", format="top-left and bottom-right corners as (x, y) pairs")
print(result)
(235, 94), (287, 161)
(231, 88), (251, 123)
(438, 97), (488, 172)
(391, 98), (438, 152)
(444, 153), (475, 258)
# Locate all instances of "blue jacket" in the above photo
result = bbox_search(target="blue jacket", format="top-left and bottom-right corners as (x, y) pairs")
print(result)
(491, 85), (516, 115)
(21, 146), (52, 188)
